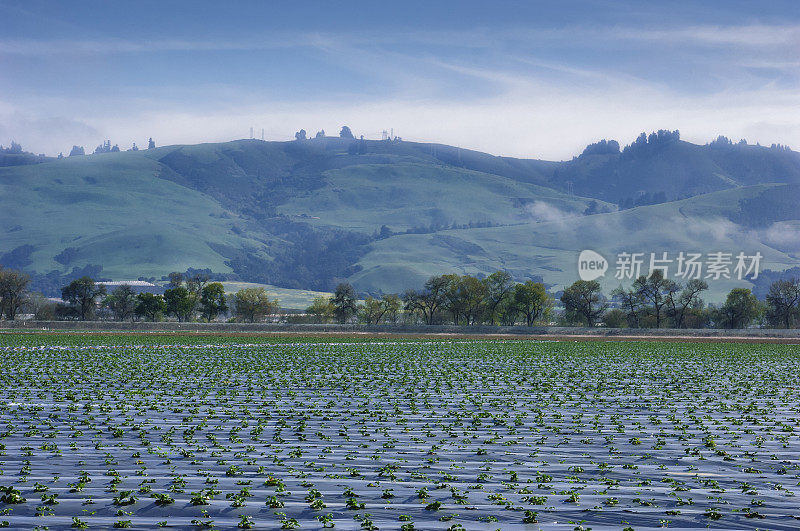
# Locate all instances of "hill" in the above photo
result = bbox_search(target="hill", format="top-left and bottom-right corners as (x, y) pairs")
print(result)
(350, 185), (798, 301)
(550, 132), (800, 205)
(1, 133), (798, 301)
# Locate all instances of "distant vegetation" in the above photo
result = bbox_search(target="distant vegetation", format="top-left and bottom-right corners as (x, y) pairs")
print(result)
(0, 141), (49, 166)
(1, 263), (797, 328)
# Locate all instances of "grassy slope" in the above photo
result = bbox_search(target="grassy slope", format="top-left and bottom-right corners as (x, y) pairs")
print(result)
(554, 140), (800, 202)
(0, 140), (603, 280)
(276, 159), (606, 233)
(349, 185), (797, 301)
(0, 151), (272, 278)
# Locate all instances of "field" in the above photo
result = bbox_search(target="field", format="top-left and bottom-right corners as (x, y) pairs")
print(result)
(218, 282), (332, 311)
(1, 334), (799, 530)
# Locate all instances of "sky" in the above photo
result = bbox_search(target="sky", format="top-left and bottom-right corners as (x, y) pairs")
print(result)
(1, 0), (799, 159)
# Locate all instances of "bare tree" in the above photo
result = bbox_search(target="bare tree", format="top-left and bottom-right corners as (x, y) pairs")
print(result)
(0, 267), (31, 320)
(403, 275), (449, 325)
(611, 285), (644, 328)
(766, 279), (800, 328)
(633, 271), (679, 328)
(666, 279), (708, 328)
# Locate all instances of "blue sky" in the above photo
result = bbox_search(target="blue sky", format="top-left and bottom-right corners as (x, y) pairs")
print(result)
(1, 0), (798, 158)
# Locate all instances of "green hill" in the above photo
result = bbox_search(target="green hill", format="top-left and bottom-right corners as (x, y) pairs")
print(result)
(349, 185), (797, 301)
(1, 134), (798, 301)
(551, 132), (800, 204)
(0, 151), (272, 279)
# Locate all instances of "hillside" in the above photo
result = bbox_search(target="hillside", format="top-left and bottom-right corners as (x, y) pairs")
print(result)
(550, 132), (800, 204)
(1, 134), (798, 300)
(350, 185), (798, 301)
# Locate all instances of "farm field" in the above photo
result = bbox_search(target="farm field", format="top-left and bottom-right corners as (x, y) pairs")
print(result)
(0, 334), (799, 530)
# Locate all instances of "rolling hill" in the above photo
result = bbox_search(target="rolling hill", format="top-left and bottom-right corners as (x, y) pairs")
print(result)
(1, 133), (798, 301)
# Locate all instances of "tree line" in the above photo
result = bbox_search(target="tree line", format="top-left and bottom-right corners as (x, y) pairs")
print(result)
(308, 272), (553, 326)
(0, 264), (797, 328)
(308, 271), (799, 329)
(0, 268), (279, 323)
(561, 272), (800, 329)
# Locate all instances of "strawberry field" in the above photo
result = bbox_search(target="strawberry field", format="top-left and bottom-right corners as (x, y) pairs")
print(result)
(1, 334), (799, 530)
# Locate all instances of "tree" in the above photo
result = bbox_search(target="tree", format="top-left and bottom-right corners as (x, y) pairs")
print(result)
(331, 282), (358, 323)
(718, 288), (760, 329)
(69, 145), (85, 156)
(199, 282), (227, 321)
(339, 126), (354, 139)
(315, 130), (325, 139)
(307, 296), (335, 323)
(561, 280), (607, 326)
(104, 284), (137, 322)
(458, 275), (487, 325)
(0, 267), (31, 320)
(295, 129), (307, 141)
(359, 294), (401, 324)
(611, 285), (644, 328)
(765, 279), (800, 328)
(603, 308), (628, 328)
(441, 274), (466, 324)
(665, 279), (708, 328)
(485, 271), (514, 324)
(378, 225), (393, 239)
(148, 137), (156, 149)
(24, 292), (55, 321)
(496, 296), (519, 326)
(164, 286), (197, 322)
(379, 294), (401, 323)
(233, 287), (277, 322)
(54, 302), (79, 320)
(135, 293), (165, 322)
(513, 281), (550, 326)
(185, 272), (209, 314)
(632, 270), (679, 328)
(167, 272), (184, 288)
(360, 296), (384, 325)
(3, 140), (22, 154)
(61, 277), (106, 320)
(403, 275), (449, 325)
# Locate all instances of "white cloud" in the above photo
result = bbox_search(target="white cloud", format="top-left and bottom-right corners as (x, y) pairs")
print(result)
(0, 38), (297, 56)
(2, 23), (799, 158)
(762, 221), (800, 253)
(3, 76), (799, 159)
(614, 24), (800, 47)
(2, 23), (798, 56)
(524, 201), (579, 225)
